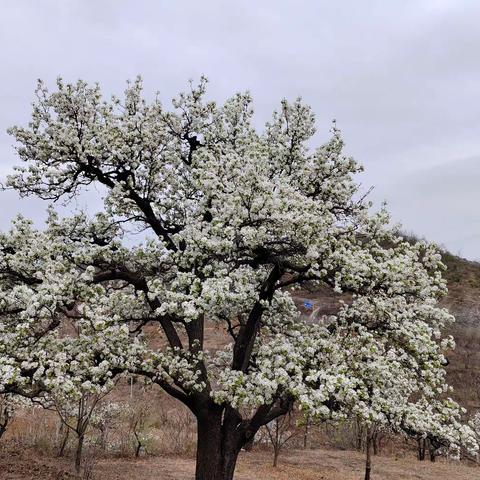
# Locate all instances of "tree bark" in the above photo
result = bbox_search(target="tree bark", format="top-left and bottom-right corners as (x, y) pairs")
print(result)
(135, 440), (142, 458)
(355, 419), (364, 451)
(428, 439), (436, 462)
(418, 438), (425, 461)
(133, 426), (142, 457)
(273, 446), (280, 467)
(195, 407), (242, 480)
(364, 429), (372, 480)
(243, 436), (254, 451)
(58, 428), (69, 457)
(75, 434), (84, 474)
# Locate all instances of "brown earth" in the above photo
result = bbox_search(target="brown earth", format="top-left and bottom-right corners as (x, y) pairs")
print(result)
(0, 445), (478, 480)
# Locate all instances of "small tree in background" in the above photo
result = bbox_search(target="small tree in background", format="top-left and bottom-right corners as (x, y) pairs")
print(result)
(264, 409), (299, 467)
(50, 389), (112, 474)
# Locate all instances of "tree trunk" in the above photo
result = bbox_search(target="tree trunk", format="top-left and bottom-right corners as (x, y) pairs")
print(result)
(372, 432), (379, 455)
(195, 408), (242, 480)
(243, 436), (254, 451)
(364, 429), (372, 480)
(133, 428), (142, 457)
(100, 426), (107, 451)
(428, 439), (436, 462)
(58, 428), (70, 457)
(356, 420), (364, 451)
(273, 446), (280, 467)
(75, 434), (84, 474)
(135, 440), (142, 458)
(418, 438), (425, 461)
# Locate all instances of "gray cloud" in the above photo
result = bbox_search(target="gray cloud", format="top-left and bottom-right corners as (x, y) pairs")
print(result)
(1, 0), (479, 258)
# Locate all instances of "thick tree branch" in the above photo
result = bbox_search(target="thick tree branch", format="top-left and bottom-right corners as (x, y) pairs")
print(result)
(232, 264), (283, 372)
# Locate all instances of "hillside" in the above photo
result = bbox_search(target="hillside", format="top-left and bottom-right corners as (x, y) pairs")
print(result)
(441, 252), (480, 409)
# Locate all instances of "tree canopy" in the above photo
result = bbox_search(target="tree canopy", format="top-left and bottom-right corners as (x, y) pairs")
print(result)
(0, 77), (476, 479)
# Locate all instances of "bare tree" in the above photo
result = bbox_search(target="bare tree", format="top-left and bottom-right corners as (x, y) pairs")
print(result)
(264, 410), (298, 467)
(52, 391), (109, 474)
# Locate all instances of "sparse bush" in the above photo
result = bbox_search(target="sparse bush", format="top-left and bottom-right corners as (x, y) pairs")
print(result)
(263, 410), (299, 467)
(49, 391), (111, 474)
(90, 401), (128, 452)
(152, 406), (196, 456)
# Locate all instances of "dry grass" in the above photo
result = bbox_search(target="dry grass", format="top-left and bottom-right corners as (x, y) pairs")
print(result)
(1, 443), (478, 480)
(242, 448), (479, 480)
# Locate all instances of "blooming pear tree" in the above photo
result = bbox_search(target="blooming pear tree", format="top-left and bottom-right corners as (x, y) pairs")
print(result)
(331, 295), (477, 453)
(0, 214), (143, 399)
(0, 77), (475, 480)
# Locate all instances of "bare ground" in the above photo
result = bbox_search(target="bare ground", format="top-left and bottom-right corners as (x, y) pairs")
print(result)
(1, 446), (478, 480)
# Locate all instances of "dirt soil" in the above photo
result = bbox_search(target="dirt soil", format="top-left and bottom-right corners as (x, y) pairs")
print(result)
(1, 445), (478, 480)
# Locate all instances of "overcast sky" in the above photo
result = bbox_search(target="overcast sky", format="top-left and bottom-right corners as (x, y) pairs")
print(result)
(1, 0), (479, 259)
